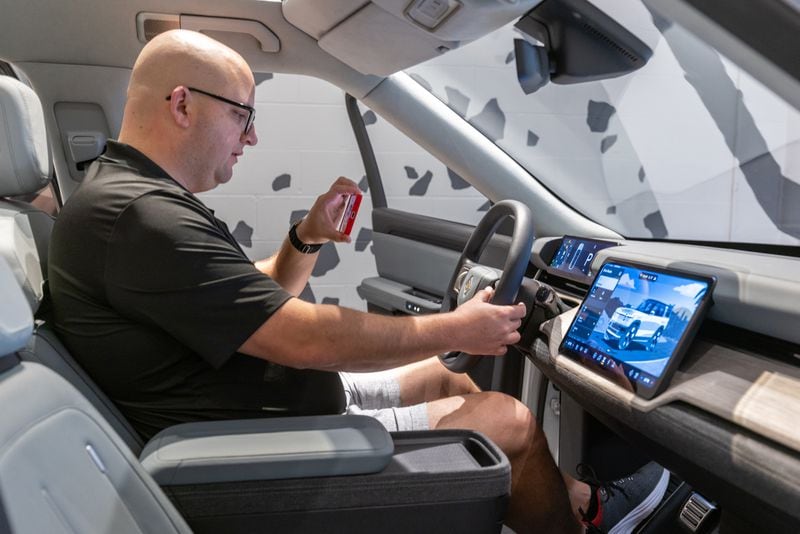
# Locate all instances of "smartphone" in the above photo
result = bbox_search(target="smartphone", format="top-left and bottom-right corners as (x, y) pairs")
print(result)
(337, 193), (362, 236)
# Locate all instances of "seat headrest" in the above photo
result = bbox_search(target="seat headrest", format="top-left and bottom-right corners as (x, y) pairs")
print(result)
(0, 76), (51, 197)
(0, 256), (33, 357)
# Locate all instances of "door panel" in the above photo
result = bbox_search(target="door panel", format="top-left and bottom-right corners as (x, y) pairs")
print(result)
(372, 233), (459, 298)
(361, 207), (514, 316)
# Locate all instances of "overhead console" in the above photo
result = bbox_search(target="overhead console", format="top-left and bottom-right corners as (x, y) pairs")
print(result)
(282, 0), (542, 76)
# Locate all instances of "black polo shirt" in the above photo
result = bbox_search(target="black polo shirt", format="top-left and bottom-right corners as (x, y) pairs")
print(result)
(49, 140), (345, 440)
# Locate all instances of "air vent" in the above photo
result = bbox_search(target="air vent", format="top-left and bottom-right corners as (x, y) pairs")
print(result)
(537, 271), (590, 300)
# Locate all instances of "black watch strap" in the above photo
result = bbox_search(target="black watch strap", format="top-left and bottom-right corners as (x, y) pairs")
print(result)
(288, 220), (323, 254)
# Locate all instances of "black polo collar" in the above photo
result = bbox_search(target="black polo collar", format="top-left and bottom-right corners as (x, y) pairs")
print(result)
(99, 140), (173, 181)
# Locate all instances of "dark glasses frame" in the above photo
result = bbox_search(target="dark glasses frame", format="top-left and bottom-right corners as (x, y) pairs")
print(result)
(166, 86), (255, 135)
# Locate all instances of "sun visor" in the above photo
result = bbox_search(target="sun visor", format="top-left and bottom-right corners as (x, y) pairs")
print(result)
(284, 0), (544, 77)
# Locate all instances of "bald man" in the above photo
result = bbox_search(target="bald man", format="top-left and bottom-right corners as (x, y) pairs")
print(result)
(49, 30), (668, 534)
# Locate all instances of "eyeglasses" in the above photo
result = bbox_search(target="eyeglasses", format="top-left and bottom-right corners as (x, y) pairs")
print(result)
(166, 86), (255, 135)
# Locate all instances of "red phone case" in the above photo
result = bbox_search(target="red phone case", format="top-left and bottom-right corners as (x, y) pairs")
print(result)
(338, 193), (362, 236)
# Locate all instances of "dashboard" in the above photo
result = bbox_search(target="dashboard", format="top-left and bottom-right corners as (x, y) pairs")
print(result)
(547, 235), (616, 283)
(522, 235), (800, 530)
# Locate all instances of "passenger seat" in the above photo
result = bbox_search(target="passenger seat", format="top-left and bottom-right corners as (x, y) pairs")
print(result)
(0, 75), (54, 315)
(0, 256), (192, 533)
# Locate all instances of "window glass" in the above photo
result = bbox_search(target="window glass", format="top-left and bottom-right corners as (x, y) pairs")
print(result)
(358, 102), (488, 226)
(407, 0), (800, 245)
(201, 74), (375, 309)
(201, 73), (491, 309)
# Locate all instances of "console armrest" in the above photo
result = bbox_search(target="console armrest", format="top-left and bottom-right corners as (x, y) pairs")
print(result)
(139, 414), (393, 485)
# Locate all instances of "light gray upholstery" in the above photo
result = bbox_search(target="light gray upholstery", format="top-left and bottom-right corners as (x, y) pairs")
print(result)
(0, 364), (193, 534)
(0, 75), (54, 313)
(140, 415), (393, 485)
(0, 256), (192, 534)
(18, 325), (146, 454)
(0, 76), (51, 197)
(0, 200), (53, 312)
(0, 257), (32, 356)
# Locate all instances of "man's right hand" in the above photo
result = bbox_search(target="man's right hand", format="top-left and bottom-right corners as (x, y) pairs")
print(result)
(450, 287), (527, 356)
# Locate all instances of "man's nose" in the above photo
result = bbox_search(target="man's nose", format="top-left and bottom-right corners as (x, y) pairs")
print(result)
(243, 124), (258, 146)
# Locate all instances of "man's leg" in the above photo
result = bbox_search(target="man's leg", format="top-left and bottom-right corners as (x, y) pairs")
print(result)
(393, 356), (480, 403)
(343, 358), (586, 532)
(392, 358), (582, 533)
(427, 392), (581, 534)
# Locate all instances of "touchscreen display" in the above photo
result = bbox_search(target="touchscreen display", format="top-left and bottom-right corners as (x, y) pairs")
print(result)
(560, 260), (715, 398)
(549, 236), (615, 281)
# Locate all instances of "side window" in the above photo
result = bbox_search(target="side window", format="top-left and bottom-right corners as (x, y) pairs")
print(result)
(199, 74), (376, 310)
(200, 73), (489, 310)
(360, 102), (487, 226)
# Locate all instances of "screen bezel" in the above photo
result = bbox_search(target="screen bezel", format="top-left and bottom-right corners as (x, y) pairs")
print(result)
(546, 236), (618, 284)
(558, 258), (716, 399)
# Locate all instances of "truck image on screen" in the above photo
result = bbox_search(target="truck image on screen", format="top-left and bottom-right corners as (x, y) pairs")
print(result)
(604, 299), (672, 351)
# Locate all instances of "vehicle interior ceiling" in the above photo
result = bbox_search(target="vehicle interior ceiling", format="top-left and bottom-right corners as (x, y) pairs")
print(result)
(1, 0), (799, 532)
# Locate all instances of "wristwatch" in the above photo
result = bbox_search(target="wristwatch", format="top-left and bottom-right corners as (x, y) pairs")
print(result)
(288, 220), (323, 254)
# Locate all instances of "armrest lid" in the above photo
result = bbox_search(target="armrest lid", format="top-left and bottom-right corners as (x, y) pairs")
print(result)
(140, 414), (393, 485)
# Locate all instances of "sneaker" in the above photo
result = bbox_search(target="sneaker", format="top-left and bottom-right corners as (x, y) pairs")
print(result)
(578, 462), (670, 534)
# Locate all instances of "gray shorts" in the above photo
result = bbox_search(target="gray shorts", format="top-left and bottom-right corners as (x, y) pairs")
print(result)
(340, 370), (430, 432)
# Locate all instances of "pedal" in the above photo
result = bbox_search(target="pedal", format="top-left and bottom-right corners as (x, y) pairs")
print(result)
(679, 492), (718, 532)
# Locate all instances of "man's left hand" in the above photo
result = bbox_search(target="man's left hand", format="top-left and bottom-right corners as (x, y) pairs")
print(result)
(296, 177), (362, 245)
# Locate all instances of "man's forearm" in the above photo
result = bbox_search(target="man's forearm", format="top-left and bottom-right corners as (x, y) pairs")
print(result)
(256, 238), (316, 296)
(239, 290), (525, 373)
(240, 298), (464, 372)
(255, 219), (321, 296)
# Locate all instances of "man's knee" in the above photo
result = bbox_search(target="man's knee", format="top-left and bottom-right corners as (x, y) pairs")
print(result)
(477, 391), (537, 450)
(430, 390), (538, 457)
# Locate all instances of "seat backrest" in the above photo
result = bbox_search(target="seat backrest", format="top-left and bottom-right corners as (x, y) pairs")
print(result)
(0, 75), (54, 314)
(0, 256), (192, 534)
(0, 74), (147, 453)
(19, 325), (146, 454)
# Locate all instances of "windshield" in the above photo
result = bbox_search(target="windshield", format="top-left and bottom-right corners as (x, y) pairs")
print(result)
(406, 0), (800, 246)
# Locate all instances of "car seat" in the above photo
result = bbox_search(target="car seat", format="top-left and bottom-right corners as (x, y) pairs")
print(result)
(0, 75), (54, 314)
(0, 256), (193, 533)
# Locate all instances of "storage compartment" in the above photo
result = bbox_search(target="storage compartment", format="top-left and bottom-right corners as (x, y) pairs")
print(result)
(162, 429), (511, 534)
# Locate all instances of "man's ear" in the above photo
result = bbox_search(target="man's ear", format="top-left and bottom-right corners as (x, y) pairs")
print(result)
(167, 86), (192, 129)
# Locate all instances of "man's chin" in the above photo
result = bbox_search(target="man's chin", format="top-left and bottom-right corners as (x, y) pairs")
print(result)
(215, 169), (234, 186)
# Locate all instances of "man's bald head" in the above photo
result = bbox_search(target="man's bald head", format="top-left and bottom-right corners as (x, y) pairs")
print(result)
(127, 29), (253, 103)
(118, 30), (258, 193)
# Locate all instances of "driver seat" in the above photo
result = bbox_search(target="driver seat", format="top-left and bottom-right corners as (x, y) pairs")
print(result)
(0, 73), (146, 453)
(0, 256), (192, 533)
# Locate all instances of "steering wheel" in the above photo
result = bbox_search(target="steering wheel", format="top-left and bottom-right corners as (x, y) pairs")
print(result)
(439, 200), (535, 373)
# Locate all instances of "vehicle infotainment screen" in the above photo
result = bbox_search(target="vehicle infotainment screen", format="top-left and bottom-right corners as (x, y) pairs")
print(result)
(549, 236), (616, 282)
(559, 260), (715, 399)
